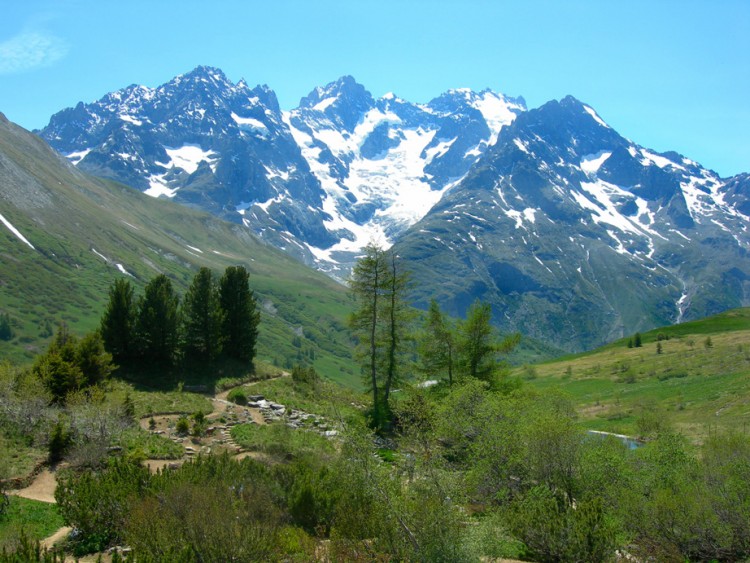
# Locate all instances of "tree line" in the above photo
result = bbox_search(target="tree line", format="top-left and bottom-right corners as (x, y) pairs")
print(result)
(349, 243), (519, 430)
(101, 265), (259, 367)
(28, 265), (259, 403)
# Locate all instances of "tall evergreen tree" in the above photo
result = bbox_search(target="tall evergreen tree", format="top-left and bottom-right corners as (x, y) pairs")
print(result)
(349, 243), (389, 428)
(182, 267), (223, 360)
(349, 244), (412, 429)
(417, 299), (455, 386)
(100, 278), (135, 361)
(219, 266), (259, 363)
(135, 274), (180, 364)
(382, 250), (411, 405)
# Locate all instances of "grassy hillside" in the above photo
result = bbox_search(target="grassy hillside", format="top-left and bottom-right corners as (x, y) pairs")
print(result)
(0, 113), (357, 385)
(514, 307), (750, 441)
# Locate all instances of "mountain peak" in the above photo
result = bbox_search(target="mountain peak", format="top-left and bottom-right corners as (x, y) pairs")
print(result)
(299, 75), (373, 110)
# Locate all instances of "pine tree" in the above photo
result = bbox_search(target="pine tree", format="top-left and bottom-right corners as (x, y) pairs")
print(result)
(135, 274), (180, 364)
(75, 332), (114, 386)
(418, 299), (455, 385)
(218, 266), (259, 363)
(100, 278), (135, 361)
(182, 267), (223, 360)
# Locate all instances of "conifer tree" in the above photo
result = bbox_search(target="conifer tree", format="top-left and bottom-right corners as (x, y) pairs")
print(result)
(349, 244), (412, 429)
(382, 250), (411, 404)
(100, 278), (135, 361)
(182, 267), (223, 360)
(457, 299), (519, 385)
(219, 266), (259, 363)
(349, 243), (389, 428)
(418, 299), (455, 385)
(135, 274), (180, 364)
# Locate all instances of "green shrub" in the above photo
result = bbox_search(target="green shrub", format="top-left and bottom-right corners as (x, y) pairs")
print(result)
(55, 458), (150, 554)
(175, 416), (190, 436)
(227, 387), (248, 406)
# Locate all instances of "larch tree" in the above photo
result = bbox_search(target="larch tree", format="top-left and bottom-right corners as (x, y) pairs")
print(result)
(417, 299), (455, 386)
(219, 266), (260, 364)
(349, 243), (388, 427)
(349, 244), (412, 429)
(457, 299), (519, 385)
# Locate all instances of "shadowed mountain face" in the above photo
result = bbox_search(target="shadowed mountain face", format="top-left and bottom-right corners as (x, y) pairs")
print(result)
(394, 97), (750, 351)
(37, 67), (749, 351)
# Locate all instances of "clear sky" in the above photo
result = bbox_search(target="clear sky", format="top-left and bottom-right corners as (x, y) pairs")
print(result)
(1, 0), (748, 177)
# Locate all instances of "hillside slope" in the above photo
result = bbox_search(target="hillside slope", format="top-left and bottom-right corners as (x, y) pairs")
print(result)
(0, 113), (356, 384)
(515, 307), (750, 440)
(396, 96), (750, 351)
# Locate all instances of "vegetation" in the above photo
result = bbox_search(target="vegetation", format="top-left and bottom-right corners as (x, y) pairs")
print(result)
(0, 497), (64, 552)
(515, 307), (750, 440)
(3, 135), (750, 561)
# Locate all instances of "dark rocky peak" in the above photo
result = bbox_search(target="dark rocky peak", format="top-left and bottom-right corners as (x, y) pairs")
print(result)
(245, 84), (281, 114)
(297, 76), (375, 131)
(496, 96), (627, 161)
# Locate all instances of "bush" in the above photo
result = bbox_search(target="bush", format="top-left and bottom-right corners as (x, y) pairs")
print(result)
(47, 421), (71, 465)
(175, 416), (190, 436)
(55, 458), (150, 554)
(227, 387), (248, 406)
(507, 486), (617, 562)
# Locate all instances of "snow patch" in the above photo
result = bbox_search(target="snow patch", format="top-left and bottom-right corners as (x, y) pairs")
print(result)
(231, 112), (268, 134)
(313, 97), (338, 112)
(640, 149), (684, 170)
(470, 92), (522, 144)
(580, 151), (612, 176)
(164, 145), (217, 174)
(119, 114), (142, 126)
(115, 264), (134, 277)
(66, 148), (91, 165)
(583, 105), (609, 128)
(0, 212), (34, 249)
(145, 175), (178, 198)
(513, 138), (530, 154)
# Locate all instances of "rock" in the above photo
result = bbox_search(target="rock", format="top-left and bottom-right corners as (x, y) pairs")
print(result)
(249, 395), (264, 401)
(324, 430), (339, 437)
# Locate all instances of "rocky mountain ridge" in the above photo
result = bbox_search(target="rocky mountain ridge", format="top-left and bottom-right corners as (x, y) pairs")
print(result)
(36, 66), (749, 350)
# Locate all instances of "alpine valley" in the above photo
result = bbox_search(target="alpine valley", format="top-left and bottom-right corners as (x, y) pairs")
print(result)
(37, 66), (750, 352)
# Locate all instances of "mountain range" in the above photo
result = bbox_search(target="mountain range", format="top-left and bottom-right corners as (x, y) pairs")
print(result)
(34, 66), (750, 351)
(0, 111), (355, 382)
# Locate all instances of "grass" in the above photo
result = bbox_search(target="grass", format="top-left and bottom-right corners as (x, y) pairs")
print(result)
(240, 376), (364, 422)
(106, 379), (213, 418)
(230, 423), (335, 458)
(0, 497), (64, 550)
(117, 428), (184, 460)
(0, 435), (46, 481)
(516, 307), (750, 441)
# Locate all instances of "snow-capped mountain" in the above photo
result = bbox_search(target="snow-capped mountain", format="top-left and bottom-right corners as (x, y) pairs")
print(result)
(38, 66), (524, 273)
(394, 96), (750, 350)
(284, 76), (525, 269)
(37, 67), (749, 350)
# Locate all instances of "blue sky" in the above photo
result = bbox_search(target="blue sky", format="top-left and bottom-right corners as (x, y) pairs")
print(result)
(1, 0), (748, 177)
